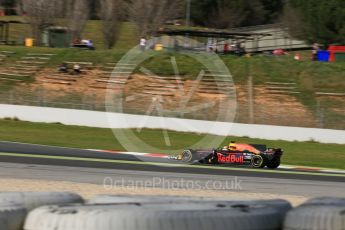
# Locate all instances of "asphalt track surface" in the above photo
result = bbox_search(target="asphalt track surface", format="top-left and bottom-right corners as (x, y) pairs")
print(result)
(0, 141), (344, 197)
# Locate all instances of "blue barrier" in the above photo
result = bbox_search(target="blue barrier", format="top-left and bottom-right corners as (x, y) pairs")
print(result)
(317, 51), (330, 62)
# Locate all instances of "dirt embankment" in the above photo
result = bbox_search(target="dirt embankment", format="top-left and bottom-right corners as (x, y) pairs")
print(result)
(236, 86), (318, 127)
(13, 68), (319, 126)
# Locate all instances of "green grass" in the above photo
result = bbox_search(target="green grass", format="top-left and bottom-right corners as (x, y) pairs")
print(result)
(0, 119), (344, 169)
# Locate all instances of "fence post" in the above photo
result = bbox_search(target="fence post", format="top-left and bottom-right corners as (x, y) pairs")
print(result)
(38, 87), (43, 107)
(316, 98), (324, 128)
(247, 57), (254, 124)
(9, 90), (14, 104)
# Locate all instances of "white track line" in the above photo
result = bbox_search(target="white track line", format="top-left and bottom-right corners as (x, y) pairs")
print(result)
(87, 149), (170, 159)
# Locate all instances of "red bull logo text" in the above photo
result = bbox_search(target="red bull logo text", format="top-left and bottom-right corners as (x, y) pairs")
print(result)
(217, 154), (244, 163)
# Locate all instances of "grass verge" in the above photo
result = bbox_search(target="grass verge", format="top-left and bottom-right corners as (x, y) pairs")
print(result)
(0, 119), (344, 169)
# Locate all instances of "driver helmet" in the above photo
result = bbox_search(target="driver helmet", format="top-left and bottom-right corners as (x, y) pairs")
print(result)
(229, 142), (237, 150)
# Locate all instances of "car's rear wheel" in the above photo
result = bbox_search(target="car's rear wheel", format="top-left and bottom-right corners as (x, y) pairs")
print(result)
(251, 155), (266, 168)
(266, 160), (280, 169)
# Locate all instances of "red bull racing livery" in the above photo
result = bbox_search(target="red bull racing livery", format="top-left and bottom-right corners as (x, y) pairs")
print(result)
(179, 142), (283, 169)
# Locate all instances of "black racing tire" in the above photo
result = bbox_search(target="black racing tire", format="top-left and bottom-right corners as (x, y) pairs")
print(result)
(283, 206), (345, 230)
(266, 160), (281, 169)
(0, 192), (84, 211)
(0, 203), (27, 230)
(300, 197), (345, 206)
(88, 195), (202, 204)
(24, 202), (285, 230)
(284, 197), (345, 230)
(87, 195), (291, 214)
(251, 155), (266, 168)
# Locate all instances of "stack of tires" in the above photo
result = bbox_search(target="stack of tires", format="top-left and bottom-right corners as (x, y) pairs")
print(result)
(0, 192), (344, 230)
(24, 195), (291, 230)
(0, 192), (84, 230)
(284, 197), (345, 230)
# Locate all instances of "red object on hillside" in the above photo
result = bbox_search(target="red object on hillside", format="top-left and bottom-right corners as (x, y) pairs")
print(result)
(273, 49), (285, 55)
(328, 46), (345, 62)
(294, 53), (301, 61)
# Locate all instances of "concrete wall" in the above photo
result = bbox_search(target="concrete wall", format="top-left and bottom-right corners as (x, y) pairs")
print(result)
(1, 104), (344, 144)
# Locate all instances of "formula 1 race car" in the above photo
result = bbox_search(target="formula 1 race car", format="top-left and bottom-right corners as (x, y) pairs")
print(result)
(179, 142), (283, 169)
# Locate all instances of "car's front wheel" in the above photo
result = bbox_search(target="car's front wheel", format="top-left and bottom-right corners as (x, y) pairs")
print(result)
(181, 150), (194, 163)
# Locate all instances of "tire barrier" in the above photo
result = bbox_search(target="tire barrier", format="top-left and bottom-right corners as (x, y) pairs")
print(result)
(88, 194), (208, 204)
(252, 199), (292, 213)
(284, 197), (345, 230)
(0, 192), (84, 211)
(0, 203), (27, 230)
(88, 194), (292, 213)
(0, 192), (342, 230)
(300, 197), (345, 206)
(24, 202), (285, 230)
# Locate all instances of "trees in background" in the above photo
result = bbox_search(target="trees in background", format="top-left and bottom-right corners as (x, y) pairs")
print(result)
(283, 0), (345, 46)
(21, 0), (59, 45)
(129, 0), (184, 36)
(207, 0), (266, 29)
(191, 0), (284, 29)
(0, 0), (16, 6)
(87, 0), (100, 19)
(66, 0), (90, 40)
(10, 0), (345, 48)
(20, 0), (90, 44)
(261, 0), (285, 24)
(99, 0), (126, 49)
(0, 0), (17, 14)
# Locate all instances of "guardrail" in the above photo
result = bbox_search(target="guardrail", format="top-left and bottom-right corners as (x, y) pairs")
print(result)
(0, 104), (344, 144)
